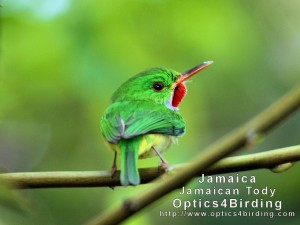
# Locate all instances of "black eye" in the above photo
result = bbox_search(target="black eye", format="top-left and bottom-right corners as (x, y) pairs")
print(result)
(153, 82), (165, 92)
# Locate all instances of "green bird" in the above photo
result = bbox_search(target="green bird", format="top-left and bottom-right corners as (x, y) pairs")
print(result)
(100, 61), (213, 186)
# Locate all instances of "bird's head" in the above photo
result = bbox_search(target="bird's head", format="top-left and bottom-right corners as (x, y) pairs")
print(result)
(111, 61), (213, 110)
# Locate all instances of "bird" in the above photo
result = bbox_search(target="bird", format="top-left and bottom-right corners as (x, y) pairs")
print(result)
(100, 61), (213, 186)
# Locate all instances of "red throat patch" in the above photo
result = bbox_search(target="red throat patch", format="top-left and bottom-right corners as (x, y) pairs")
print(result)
(172, 83), (187, 108)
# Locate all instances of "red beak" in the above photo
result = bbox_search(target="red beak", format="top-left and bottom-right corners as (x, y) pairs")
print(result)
(177, 61), (214, 84)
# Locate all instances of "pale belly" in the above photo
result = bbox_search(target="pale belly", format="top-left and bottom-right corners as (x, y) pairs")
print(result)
(108, 134), (177, 159)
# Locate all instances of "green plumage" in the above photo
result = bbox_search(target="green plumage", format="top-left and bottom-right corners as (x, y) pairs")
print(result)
(100, 62), (212, 186)
(120, 137), (141, 186)
(101, 101), (185, 144)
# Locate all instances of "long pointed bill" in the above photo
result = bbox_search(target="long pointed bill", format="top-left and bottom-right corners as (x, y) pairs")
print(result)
(171, 60), (213, 108)
(177, 60), (214, 84)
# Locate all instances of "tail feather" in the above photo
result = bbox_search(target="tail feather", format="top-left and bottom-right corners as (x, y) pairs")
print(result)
(120, 139), (140, 186)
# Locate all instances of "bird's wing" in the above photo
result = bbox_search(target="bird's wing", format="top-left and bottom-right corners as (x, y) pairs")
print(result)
(100, 101), (185, 143)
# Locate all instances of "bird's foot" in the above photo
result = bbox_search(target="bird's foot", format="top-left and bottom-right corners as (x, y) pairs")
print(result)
(158, 160), (170, 173)
(159, 160), (169, 168)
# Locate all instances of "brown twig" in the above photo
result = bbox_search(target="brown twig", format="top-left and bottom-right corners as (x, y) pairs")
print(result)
(1, 145), (300, 188)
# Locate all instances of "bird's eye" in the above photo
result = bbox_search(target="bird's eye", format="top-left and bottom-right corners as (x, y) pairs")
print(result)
(152, 82), (165, 92)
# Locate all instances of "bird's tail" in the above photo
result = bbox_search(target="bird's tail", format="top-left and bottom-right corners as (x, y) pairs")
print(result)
(120, 138), (140, 186)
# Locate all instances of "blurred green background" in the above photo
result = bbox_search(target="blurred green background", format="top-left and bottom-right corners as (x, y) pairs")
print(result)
(1, 0), (300, 224)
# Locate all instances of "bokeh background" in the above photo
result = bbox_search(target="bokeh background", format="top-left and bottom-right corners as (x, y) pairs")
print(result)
(1, 0), (300, 224)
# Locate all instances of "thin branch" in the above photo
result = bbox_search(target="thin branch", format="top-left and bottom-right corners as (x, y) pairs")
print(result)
(1, 145), (300, 188)
(84, 85), (300, 225)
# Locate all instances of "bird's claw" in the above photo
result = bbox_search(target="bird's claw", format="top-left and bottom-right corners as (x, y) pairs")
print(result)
(158, 161), (170, 173)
